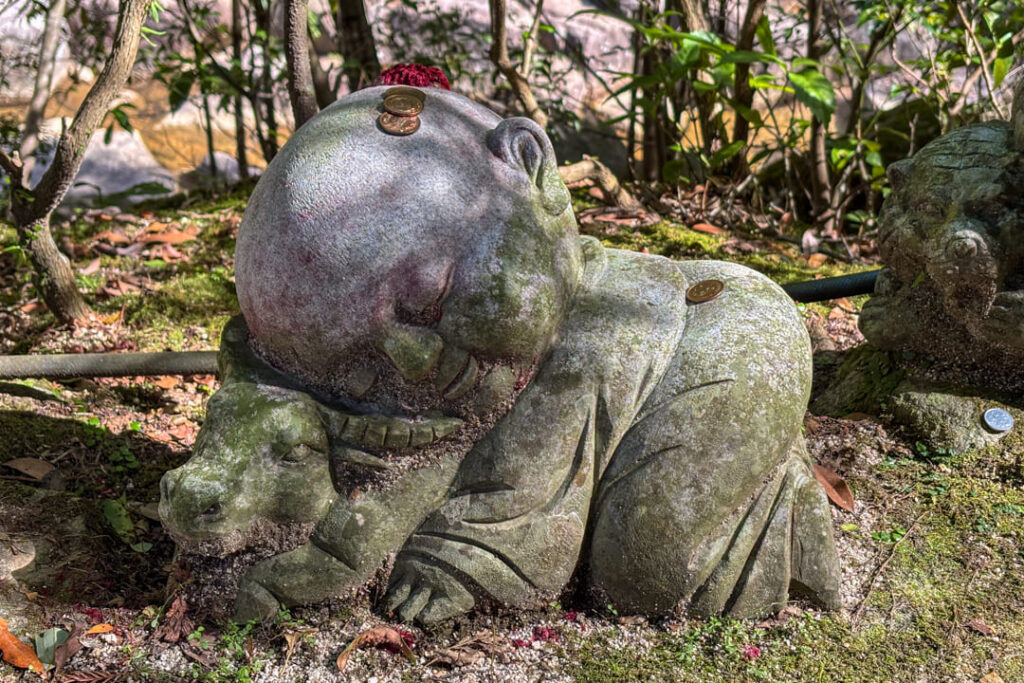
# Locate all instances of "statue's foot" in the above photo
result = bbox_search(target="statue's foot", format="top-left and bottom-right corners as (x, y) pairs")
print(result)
(384, 556), (475, 625)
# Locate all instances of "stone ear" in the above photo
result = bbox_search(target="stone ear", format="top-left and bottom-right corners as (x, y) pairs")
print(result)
(887, 158), (912, 193)
(487, 117), (570, 216)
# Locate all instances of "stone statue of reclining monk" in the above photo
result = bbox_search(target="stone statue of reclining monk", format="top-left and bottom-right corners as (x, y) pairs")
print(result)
(158, 85), (841, 624)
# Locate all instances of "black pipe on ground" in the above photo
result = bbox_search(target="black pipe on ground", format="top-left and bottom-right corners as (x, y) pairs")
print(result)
(0, 351), (218, 380)
(0, 270), (882, 380)
(781, 269), (879, 303)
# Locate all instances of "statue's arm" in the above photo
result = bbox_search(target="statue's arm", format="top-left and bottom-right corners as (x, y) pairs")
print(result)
(233, 455), (462, 622)
(383, 376), (601, 624)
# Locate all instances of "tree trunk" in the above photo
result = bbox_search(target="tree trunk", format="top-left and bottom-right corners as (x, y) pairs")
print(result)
(19, 0), (67, 185)
(285, 0), (319, 128)
(252, 0), (280, 160)
(201, 93), (218, 185)
(16, 217), (91, 322)
(337, 0), (380, 91)
(2, 0), (150, 324)
(309, 42), (336, 109)
(729, 0), (767, 177)
(806, 0), (833, 234)
(231, 0), (249, 179)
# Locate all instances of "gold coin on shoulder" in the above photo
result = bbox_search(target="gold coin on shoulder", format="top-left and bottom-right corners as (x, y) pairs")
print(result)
(383, 86), (427, 102)
(383, 94), (425, 117)
(378, 112), (421, 136)
(686, 279), (724, 303)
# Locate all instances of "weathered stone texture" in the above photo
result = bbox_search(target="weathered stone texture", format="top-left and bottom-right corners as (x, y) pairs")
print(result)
(161, 87), (840, 624)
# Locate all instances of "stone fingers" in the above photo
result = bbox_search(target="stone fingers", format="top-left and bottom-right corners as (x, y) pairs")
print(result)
(232, 579), (281, 624)
(398, 587), (432, 623)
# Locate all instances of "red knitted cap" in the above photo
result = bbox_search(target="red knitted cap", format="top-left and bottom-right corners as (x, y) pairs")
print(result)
(376, 64), (451, 90)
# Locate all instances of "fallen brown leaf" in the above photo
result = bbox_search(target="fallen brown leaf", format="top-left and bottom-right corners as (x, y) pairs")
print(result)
(690, 222), (727, 235)
(154, 596), (193, 643)
(806, 253), (828, 268)
(967, 618), (996, 637)
(143, 226), (199, 245)
(53, 624), (83, 674)
(3, 457), (55, 482)
(92, 230), (131, 245)
(980, 674), (1004, 683)
(153, 376), (181, 390)
(842, 413), (874, 422)
(0, 615), (46, 676)
(336, 626), (415, 671)
(80, 258), (102, 276)
(435, 649), (483, 667)
(84, 625), (113, 636)
(813, 464), (855, 512)
(803, 416), (822, 435)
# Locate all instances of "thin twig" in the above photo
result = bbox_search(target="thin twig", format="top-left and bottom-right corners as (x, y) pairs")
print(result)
(521, 0), (545, 77)
(489, 0), (548, 127)
(954, 2), (1008, 119)
(851, 512), (926, 626)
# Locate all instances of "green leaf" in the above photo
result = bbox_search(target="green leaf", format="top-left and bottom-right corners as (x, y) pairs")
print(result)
(130, 541), (153, 553)
(754, 14), (775, 56)
(168, 71), (197, 113)
(34, 628), (70, 667)
(993, 56), (1010, 88)
(103, 498), (134, 539)
(720, 50), (782, 66)
(661, 158), (691, 185)
(788, 67), (835, 125)
(707, 140), (746, 170)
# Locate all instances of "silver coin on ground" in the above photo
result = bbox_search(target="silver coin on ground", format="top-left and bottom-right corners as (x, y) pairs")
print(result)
(982, 407), (1014, 433)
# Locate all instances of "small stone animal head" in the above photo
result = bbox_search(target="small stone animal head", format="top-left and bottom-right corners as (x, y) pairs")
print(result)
(158, 317), (466, 553)
(158, 373), (337, 553)
(879, 121), (1024, 320)
(234, 87), (582, 414)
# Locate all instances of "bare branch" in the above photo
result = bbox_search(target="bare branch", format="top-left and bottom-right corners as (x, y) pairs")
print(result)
(19, 0), (66, 185)
(488, 0), (548, 128)
(521, 0), (544, 77)
(0, 148), (22, 182)
(25, 0), (150, 223)
(559, 156), (643, 212)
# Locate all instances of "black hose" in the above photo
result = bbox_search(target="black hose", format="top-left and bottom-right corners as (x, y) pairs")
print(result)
(0, 351), (218, 380)
(781, 269), (879, 303)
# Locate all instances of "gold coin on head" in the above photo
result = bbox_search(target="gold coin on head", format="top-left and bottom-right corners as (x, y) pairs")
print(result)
(383, 86), (427, 102)
(379, 112), (421, 136)
(383, 94), (425, 117)
(686, 279), (724, 303)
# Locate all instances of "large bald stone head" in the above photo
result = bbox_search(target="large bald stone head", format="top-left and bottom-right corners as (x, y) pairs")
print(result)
(235, 87), (582, 412)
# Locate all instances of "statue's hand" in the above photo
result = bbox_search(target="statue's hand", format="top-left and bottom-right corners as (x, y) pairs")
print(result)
(983, 290), (1024, 346)
(384, 555), (475, 625)
(233, 570), (283, 623)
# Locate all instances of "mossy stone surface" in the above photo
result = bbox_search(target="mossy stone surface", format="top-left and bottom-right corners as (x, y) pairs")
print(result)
(162, 89), (840, 625)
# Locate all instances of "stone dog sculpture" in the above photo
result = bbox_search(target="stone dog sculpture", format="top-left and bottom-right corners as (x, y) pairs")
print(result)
(859, 79), (1024, 364)
(159, 86), (841, 624)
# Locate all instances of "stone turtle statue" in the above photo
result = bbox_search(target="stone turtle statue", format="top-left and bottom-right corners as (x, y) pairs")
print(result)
(859, 79), (1024, 365)
(159, 86), (840, 624)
